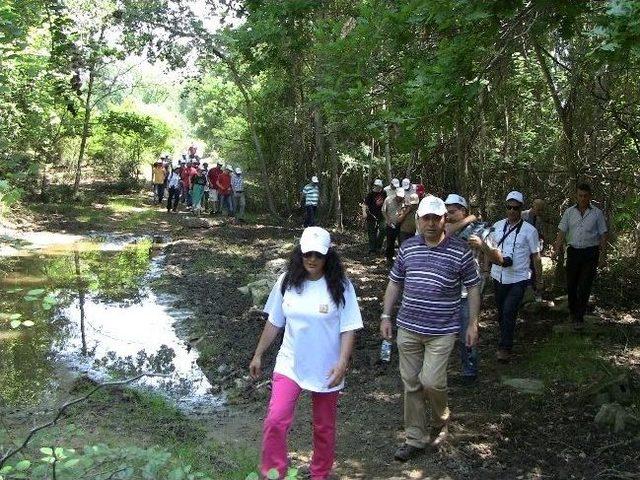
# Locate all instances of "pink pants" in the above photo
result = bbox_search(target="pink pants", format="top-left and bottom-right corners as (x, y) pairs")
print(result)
(261, 373), (339, 480)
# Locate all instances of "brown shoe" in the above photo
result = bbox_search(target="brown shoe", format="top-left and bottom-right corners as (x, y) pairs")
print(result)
(429, 424), (449, 448)
(496, 349), (511, 363)
(394, 443), (425, 462)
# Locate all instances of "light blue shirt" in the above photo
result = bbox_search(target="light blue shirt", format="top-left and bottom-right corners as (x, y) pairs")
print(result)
(558, 204), (607, 248)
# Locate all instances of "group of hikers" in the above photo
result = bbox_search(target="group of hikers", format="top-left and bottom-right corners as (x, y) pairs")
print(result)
(249, 180), (607, 479)
(150, 148), (246, 222)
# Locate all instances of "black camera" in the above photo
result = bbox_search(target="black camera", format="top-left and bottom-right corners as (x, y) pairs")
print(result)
(501, 256), (513, 267)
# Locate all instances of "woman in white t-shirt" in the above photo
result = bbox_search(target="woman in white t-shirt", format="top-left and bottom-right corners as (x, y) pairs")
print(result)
(249, 227), (363, 480)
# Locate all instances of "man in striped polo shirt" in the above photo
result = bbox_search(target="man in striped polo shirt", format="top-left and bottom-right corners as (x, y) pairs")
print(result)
(301, 176), (320, 227)
(380, 195), (481, 462)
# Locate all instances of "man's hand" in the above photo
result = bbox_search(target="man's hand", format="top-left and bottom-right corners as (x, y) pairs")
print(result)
(465, 321), (479, 347)
(327, 360), (348, 388)
(380, 318), (393, 340)
(249, 355), (262, 380)
(468, 234), (483, 250)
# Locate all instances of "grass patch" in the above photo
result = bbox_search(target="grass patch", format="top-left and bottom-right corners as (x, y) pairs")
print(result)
(514, 333), (620, 386)
(1, 386), (259, 479)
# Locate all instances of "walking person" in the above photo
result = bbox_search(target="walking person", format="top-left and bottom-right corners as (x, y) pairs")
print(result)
(397, 193), (419, 245)
(166, 167), (181, 212)
(381, 188), (405, 265)
(445, 194), (498, 385)
(553, 183), (608, 330)
(250, 227), (363, 479)
(202, 162), (210, 211)
(379, 195), (481, 461)
(207, 161), (222, 214)
(488, 191), (542, 362)
(301, 176), (320, 227)
(362, 178), (386, 253)
(232, 167), (246, 222)
(216, 165), (234, 216)
(152, 161), (166, 204)
(190, 168), (207, 215)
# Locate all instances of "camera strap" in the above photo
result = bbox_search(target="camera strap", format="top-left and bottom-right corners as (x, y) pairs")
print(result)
(497, 220), (523, 249)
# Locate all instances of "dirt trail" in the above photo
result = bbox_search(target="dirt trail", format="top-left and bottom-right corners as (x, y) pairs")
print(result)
(11, 196), (640, 479)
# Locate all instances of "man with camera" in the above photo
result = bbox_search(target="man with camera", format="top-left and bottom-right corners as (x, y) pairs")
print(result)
(445, 194), (497, 384)
(484, 191), (542, 362)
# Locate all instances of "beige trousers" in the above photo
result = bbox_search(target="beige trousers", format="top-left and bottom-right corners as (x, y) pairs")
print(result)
(397, 327), (456, 448)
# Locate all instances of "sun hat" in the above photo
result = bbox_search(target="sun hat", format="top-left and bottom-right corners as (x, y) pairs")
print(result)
(444, 194), (468, 209)
(300, 227), (331, 255)
(506, 191), (524, 204)
(417, 195), (447, 217)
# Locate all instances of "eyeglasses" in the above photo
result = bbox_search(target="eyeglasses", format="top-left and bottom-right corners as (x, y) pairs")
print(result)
(302, 251), (326, 260)
(505, 205), (522, 211)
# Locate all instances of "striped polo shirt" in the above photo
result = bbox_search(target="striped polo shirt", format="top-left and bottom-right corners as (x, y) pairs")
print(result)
(302, 183), (320, 206)
(389, 235), (480, 335)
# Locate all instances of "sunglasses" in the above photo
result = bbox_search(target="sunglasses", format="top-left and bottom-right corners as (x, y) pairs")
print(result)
(505, 205), (522, 211)
(302, 251), (326, 260)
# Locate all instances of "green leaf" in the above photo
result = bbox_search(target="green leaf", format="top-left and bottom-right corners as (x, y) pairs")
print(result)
(267, 468), (280, 479)
(0, 313), (21, 320)
(15, 460), (31, 471)
(40, 447), (53, 455)
(27, 289), (45, 296)
(24, 296), (38, 302)
(21, 320), (34, 327)
(63, 458), (80, 468)
(10, 320), (21, 329)
(245, 474), (259, 480)
(0, 465), (14, 474)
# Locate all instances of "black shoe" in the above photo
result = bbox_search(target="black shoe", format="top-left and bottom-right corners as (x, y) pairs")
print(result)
(394, 443), (425, 462)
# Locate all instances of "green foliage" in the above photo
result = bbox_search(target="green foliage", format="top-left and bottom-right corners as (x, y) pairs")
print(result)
(0, 443), (214, 480)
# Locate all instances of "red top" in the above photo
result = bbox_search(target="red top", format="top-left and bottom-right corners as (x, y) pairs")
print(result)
(181, 166), (197, 189)
(207, 166), (222, 189)
(415, 184), (426, 199)
(217, 171), (232, 194)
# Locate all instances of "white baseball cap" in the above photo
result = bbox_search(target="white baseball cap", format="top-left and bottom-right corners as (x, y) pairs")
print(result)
(408, 193), (419, 205)
(225, 164), (233, 171)
(444, 194), (468, 209)
(373, 178), (383, 187)
(235, 167), (242, 174)
(402, 178), (411, 189)
(391, 178), (400, 188)
(506, 191), (524, 204)
(311, 175), (319, 183)
(300, 227), (331, 255)
(395, 187), (405, 198)
(417, 195), (447, 217)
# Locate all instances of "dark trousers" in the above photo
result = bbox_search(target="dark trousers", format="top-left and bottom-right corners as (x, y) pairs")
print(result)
(304, 205), (317, 227)
(494, 280), (528, 351)
(366, 217), (385, 252)
(167, 187), (180, 211)
(153, 184), (165, 203)
(385, 226), (399, 262)
(566, 246), (599, 323)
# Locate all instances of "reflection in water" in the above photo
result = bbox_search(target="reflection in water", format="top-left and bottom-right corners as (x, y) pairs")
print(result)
(0, 237), (222, 413)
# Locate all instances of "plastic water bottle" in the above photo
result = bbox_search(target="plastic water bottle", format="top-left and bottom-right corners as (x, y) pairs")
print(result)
(380, 339), (392, 362)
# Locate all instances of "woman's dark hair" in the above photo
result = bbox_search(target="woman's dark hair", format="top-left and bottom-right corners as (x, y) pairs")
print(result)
(281, 245), (347, 307)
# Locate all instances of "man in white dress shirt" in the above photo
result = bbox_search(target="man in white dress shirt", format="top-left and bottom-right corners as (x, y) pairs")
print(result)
(553, 183), (608, 330)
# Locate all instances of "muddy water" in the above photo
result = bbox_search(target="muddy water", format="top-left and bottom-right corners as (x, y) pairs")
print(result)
(0, 236), (222, 413)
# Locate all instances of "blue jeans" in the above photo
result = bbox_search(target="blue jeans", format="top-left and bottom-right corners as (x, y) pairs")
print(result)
(458, 297), (478, 377)
(220, 193), (234, 215)
(493, 280), (528, 351)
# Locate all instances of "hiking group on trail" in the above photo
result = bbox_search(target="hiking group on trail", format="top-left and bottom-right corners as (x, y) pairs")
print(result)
(150, 147), (247, 222)
(247, 179), (608, 479)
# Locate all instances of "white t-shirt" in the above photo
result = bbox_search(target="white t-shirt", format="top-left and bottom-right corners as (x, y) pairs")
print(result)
(263, 273), (363, 392)
(489, 219), (540, 285)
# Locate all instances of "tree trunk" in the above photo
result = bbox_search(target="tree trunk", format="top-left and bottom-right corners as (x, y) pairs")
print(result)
(313, 108), (328, 209)
(327, 128), (343, 231)
(72, 63), (96, 196)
